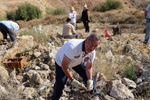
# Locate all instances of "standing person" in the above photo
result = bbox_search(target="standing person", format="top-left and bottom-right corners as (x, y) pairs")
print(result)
(51, 33), (101, 100)
(82, 3), (90, 33)
(68, 6), (77, 29)
(63, 18), (78, 38)
(0, 20), (21, 41)
(143, 3), (150, 46)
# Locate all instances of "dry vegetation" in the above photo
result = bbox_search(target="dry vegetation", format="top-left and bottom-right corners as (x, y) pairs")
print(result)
(0, 0), (150, 99)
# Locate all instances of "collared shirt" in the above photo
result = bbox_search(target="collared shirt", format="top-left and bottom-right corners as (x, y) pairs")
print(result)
(0, 21), (19, 31)
(63, 23), (76, 36)
(55, 39), (95, 68)
(68, 11), (77, 24)
(146, 3), (150, 19)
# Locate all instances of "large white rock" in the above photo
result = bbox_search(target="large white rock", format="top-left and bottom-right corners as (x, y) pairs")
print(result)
(4, 36), (34, 58)
(110, 80), (134, 100)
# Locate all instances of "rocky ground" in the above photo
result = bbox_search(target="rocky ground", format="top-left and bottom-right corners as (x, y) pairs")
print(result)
(0, 21), (150, 100)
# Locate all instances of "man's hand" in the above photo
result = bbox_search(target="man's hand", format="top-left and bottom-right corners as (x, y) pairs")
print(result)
(71, 79), (86, 89)
(87, 79), (93, 91)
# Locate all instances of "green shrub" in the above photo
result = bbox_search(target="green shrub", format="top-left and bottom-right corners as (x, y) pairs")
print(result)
(16, 3), (42, 21)
(7, 3), (42, 21)
(124, 64), (138, 81)
(93, 0), (123, 12)
(49, 8), (67, 15)
(18, 29), (48, 44)
(7, 11), (16, 20)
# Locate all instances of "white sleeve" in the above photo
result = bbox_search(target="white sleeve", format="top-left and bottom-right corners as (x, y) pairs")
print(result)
(64, 44), (75, 60)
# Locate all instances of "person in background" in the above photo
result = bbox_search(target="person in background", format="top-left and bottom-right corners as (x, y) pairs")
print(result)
(68, 6), (77, 29)
(0, 20), (21, 41)
(82, 3), (90, 33)
(51, 33), (101, 100)
(63, 18), (78, 38)
(143, 3), (150, 46)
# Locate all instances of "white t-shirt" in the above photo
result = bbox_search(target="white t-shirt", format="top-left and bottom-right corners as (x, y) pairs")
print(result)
(146, 3), (150, 19)
(55, 39), (95, 68)
(68, 11), (77, 24)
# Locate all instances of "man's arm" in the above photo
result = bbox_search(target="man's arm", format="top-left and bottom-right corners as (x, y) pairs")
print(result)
(61, 56), (74, 81)
(87, 11), (90, 21)
(13, 29), (17, 37)
(71, 24), (76, 34)
(85, 62), (93, 80)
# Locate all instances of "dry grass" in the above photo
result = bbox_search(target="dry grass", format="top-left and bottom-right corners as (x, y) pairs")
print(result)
(77, 24), (84, 30)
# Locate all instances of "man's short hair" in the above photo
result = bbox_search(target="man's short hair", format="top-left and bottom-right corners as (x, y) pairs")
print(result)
(66, 18), (71, 22)
(87, 33), (101, 42)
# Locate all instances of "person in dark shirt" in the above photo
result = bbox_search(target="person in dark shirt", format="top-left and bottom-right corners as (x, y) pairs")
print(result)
(82, 3), (90, 33)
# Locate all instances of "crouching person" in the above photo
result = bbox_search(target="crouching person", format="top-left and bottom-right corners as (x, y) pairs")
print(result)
(0, 20), (21, 41)
(63, 18), (78, 39)
(51, 33), (101, 100)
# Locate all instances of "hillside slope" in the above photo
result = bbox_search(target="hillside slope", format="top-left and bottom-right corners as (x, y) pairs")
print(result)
(0, 0), (138, 16)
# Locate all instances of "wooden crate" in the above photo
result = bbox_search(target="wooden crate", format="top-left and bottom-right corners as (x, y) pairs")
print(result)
(3, 57), (26, 69)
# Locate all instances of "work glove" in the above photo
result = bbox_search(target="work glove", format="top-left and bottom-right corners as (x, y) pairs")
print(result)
(71, 79), (86, 89)
(87, 79), (93, 91)
(16, 36), (20, 39)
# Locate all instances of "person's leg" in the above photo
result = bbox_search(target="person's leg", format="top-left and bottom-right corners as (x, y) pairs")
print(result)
(1, 30), (7, 39)
(72, 63), (96, 93)
(7, 28), (16, 41)
(83, 21), (86, 32)
(0, 23), (8, 39)
(85, 21), (89, 33)
(144, 19), (150, 45)
(51, 62), (68, 100)
(0, 23), (16, 41)
(72, 33), (78, 38)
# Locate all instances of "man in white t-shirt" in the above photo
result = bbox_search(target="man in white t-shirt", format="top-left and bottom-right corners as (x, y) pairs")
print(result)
(144, 3), (150, 46)
(68, 6), (77, 29)
(51, 33), (101, 100)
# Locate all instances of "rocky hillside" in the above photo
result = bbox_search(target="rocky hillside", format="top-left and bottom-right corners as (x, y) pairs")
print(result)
(0, 0), (142, 16)
(0, 21), (150, 99)
(0, 0), (150, 100)
(0, 0), (105, 16)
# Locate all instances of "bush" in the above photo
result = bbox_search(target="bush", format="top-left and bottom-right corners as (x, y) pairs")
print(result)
(49, 8), (67, 15)
(16, 3), (42, 21)
(124, 64), (137, 81)
(7, 3), (42, 21)
(93, 0), (123, 12)
(7, 11), (16, 20)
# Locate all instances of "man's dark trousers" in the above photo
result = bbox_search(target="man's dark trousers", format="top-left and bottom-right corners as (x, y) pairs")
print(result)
(83, 20), (89, 33)
(51, 62), (97, 100)
(0, 23), (16, 41)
